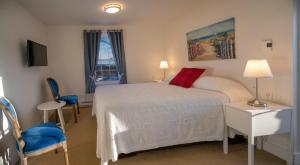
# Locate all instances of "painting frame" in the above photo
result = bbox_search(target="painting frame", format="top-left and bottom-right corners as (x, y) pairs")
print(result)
(186, 18), (236, 61)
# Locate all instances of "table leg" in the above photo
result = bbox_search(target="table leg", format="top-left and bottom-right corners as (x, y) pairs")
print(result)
(101, 160), (108, 165)
(43, 111), (48, 123)
(57, 108), (66, 133)
(223, 126), (228, 154)
(256, 136), (263, 150)
(248, 135), (255, 165)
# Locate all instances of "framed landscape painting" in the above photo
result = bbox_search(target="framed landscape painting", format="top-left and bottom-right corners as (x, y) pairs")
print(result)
(187, 18), (236, 61)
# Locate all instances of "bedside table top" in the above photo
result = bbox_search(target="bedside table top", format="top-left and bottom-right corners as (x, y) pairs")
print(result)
(37, 101), (66, 111)
(225, 102), (292, 115)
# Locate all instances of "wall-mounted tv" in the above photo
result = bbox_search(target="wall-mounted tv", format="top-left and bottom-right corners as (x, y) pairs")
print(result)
(27, 40), (48, 66)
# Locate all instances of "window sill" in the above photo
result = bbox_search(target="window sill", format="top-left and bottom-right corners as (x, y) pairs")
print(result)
(95, 80), (120, 86)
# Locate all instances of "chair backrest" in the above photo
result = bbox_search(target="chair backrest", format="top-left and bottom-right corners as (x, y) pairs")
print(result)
(0, 97), (25, 153)
(47, 77), (60, 100)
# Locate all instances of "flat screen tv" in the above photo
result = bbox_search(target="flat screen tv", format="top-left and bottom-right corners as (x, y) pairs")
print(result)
(27, 40), (48, 66)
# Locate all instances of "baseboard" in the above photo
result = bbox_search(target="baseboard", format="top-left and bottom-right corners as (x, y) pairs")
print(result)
(262, 135), (289, 161)
(263, 142), (288, 161)
(79, 94), (93, 107)
(294, 152), (300, 165)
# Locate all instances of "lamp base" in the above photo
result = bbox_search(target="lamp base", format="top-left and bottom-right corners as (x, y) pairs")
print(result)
(247, 99), (268, 107)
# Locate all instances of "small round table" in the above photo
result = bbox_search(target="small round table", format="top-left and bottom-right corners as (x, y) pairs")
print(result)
(37, 101), (66, 133)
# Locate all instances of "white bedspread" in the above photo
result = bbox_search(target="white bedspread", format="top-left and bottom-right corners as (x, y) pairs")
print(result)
(92, 82), (230, 163)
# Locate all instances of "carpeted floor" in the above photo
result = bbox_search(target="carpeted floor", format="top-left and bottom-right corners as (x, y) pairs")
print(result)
(28, 107), (286, 165)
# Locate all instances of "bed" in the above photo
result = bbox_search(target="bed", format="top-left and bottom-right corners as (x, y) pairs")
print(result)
(92, 77), (253, 165)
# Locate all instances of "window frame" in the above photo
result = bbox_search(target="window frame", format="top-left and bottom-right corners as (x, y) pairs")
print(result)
(95, 32), (119, 84)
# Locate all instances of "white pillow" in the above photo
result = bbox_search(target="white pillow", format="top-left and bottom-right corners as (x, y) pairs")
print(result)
(193, 76), (253, 102)
(164, 73), (177, 83)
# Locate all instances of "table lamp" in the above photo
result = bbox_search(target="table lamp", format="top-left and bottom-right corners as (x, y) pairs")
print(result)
(160, 60), (168, 80)
(243, 59), (273, 107)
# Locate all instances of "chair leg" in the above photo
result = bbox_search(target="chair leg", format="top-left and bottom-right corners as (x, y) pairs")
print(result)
(101, 160), (108, 165)
(64, 151), (70, 165)
(72, 104), (78, 123)
(21, 157), (28, 165)
(63, 142), (69, 165)
(76, 101), (80, 114)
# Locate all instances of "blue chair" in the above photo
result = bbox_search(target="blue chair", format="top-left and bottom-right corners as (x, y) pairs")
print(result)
(0, 96), (69, 165)
(47, 77), (79, 123)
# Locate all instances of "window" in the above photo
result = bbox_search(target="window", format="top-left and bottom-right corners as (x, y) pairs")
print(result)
(95, 32), (119, 82)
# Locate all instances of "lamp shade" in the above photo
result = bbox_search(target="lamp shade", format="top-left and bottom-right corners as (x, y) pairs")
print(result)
(243, 59), (273, 78)
(160, 61), (168, 69)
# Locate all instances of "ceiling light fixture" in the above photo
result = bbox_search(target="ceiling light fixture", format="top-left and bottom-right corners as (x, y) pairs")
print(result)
(104, 4), (122, 14)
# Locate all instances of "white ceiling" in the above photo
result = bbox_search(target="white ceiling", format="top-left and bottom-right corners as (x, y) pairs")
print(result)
(16, 0), (202, 25)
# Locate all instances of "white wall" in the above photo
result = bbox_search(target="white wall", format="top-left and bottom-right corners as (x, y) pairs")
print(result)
(0, 0), (48, 128)
(163, 0), (293, 160)
(46, 21), (166, 96)
(0, 0), (48, 164)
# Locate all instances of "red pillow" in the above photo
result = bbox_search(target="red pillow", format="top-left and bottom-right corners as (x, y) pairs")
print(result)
(169, 68), (206, 88)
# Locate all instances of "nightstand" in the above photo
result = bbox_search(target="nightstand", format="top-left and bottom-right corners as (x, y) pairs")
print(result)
(223, 102), (293, 165)
(37, 101), (66, 133)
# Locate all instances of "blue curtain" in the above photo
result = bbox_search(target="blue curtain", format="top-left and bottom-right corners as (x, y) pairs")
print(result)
(107, 30), (127, 84)
(83, 30), (101, 93)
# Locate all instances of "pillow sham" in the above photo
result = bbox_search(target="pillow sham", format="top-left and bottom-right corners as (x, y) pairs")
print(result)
(193, 76), (253, 102)
(169, 68), (206, 88)
(164, 68), (210, 83)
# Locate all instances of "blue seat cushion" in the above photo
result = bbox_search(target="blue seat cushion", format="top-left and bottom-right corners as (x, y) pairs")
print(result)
(59, 95), (78, 104)
(20, 122), (66, 154)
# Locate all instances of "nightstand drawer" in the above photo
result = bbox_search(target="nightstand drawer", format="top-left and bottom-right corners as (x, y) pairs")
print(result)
(225, 106), (251, 134)
(225, 105), (292, 136)
(252, 109), (291, 136)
